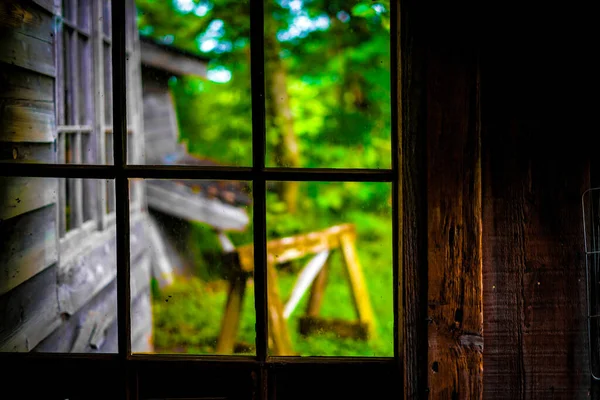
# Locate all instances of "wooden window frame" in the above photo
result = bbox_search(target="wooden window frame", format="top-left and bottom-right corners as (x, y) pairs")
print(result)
(3, 0), (411, 398)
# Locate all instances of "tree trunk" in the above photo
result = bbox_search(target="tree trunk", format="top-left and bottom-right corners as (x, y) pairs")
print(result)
(265, 21), (299, 214)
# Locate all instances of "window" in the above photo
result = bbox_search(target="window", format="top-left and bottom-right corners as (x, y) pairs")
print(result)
(1, 0), (400, 398)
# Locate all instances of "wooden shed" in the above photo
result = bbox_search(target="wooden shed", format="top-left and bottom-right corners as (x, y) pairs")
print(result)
(0, 0), (155, 353)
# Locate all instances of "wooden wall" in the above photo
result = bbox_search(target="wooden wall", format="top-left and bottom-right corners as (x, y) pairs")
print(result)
(0, 0), (153, 354)
(403, 1), (594, 399)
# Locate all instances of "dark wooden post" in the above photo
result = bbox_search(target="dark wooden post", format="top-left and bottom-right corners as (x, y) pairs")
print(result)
(424, 21), (483, 400)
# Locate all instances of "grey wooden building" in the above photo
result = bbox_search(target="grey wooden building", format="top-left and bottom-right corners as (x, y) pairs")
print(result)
(0, 0), (249, 354)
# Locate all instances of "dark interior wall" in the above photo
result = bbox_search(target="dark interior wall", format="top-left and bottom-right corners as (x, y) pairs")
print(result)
(403, 1), (597, 398)
(480, 3), (595, 399)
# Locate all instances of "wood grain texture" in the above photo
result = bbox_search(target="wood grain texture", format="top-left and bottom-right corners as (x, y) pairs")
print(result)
(0, 264), (61, 351)
(0, 99), (55, 142)
(0, 176), (57, 221)
(425, 25), (483, 399)
(0, 204), (58, 295)
(400, 0), (428, 397)
(481, 5), (591, 397)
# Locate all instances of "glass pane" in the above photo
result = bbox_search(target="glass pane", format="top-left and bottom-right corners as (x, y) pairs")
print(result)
(131, 0), (252, 166)
(132, 179), (255, 354)
(264, 1), (391, 169)
(265, 181), (393, 356)
(0, 177), (119, 353)
(0, 0), (112, 165)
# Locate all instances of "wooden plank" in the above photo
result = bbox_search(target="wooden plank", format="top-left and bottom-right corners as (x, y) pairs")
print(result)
(267, 262), (294, 356)
(140, 38), (208, 78)
(305, 256), (329, 317)
(424, 21), (483, 398)
(482, 82), (590, 399)
(215, 274), (247, 354)
(0, 99), (55, 142)
(0, 176), (57, 221)
(236, 224), (354, 272)
(298, 316), (369, 340)
(146, 181), (249, 232)
(0, 264), (61, 352)
(31, 0), (58, 14)
(0, 204), (58, 296)
(0, 30), (55, 77)
(0, 64), (53, 101)
(0, 1), (54, 43)
(339, 233), (376, 339)
(0, 141), (55, 163)
(283, 250), (329, 319)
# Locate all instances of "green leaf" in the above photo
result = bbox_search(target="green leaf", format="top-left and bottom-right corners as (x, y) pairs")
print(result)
(351, 3), (376, 17)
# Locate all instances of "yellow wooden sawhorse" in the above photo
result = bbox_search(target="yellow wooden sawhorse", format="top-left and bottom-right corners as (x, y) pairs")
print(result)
(215, 223), (376, 356)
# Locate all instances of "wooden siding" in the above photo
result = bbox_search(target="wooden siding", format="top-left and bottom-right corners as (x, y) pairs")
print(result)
(480, 12), (590, 397)
(425, 28), (483, 399)
(0, 265), (61, 352)
(0, 204), (58, 296)
(57, 218), (145, 316)
(0, 177), (57, 221)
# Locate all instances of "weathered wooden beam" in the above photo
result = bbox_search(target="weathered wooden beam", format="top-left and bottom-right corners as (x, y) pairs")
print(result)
(267, 262), (294, 356)
(339, 233), (376, 339)
(236, 224), (354, 272)
(146, 180), (249, 232)
(215, 273), (247, 354)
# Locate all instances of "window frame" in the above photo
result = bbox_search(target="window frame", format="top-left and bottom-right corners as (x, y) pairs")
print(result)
(2, 0), (403, 397)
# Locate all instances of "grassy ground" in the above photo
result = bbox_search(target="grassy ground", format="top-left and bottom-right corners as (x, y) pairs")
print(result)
(151, 211), (393, 357)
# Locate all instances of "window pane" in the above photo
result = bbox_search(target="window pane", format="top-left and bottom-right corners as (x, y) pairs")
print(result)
(264, 1), (391, 169)
(0, 177), (119, 353)
(131, 0), (252, 166)
(0, 0), (113, 165)
(265, 181), (393, 356)
(132, 179), (255, 355)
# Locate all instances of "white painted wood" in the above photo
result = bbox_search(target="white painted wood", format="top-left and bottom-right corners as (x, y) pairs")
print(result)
(283, 250), (329, 319)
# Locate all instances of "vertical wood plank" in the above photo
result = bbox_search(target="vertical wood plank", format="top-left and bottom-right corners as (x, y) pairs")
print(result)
(339, 232), (376, 338)
(305, 258), (329, 317)
(92, 0), (107, 229)
(400, 0), (428, 393)
(215, 274), (247, 354)
(425, 32), (483, 399)
(267, 263), (294, 356)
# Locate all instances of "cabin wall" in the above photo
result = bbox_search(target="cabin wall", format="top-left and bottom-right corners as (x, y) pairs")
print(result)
(0, 0), (153, 354)
(480, 5), (591, 399)
(404, 2), (593, 398)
